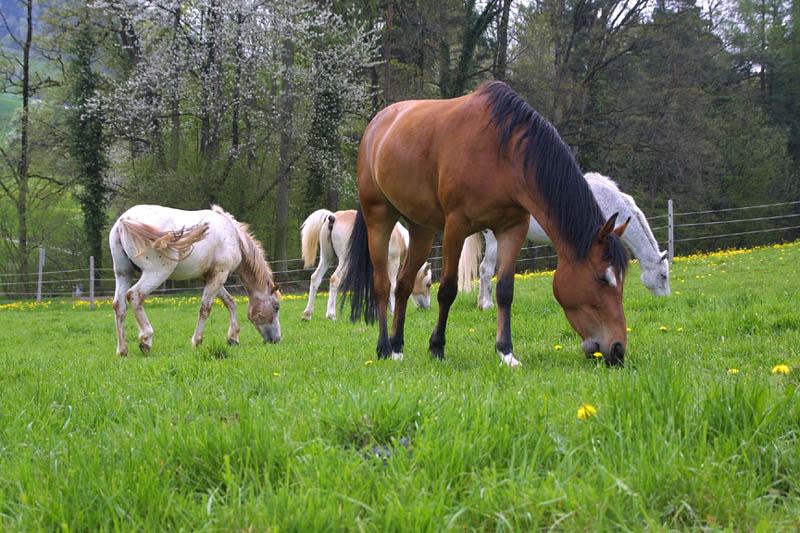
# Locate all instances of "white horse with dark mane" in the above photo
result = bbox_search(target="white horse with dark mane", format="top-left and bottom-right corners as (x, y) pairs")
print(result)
(460, 173), (670, 309)
(109, 204), (281, 355)
(300, 209), (432, 320)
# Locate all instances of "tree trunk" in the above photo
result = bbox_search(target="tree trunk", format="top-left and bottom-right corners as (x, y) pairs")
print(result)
(383, 0), (394, 102)
(274, 40), (295, 261)
(170, 5), (182, 170)
(17, 0), (33, 284)
(493, 0), (513, 81)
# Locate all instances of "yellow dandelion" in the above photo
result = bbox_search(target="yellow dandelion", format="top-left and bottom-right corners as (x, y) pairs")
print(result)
(659, 326), (668, 332)
(727, 368), (739, 375)
(468, 328), (476, 333)
(577, 403), (598, 420)
(771, 364), (791, 375)
(364, 360), (374, 366)
(272, 371), (280, 377)
(554, 344), (563, 351)
(592, 351), (603, 359)
(677, 327), (684, 332)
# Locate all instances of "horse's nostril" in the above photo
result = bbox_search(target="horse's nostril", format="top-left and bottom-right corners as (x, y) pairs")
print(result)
(611, 342), (625, 357)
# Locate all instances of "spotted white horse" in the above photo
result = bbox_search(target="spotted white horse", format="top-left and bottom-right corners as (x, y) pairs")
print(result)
(300, 209), (433, 320)
(110, 204), (281, 355)
(460, 173), (670, 309)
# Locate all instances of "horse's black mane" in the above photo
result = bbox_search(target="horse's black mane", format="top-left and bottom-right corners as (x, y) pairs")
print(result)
(478, 81), (627, 273)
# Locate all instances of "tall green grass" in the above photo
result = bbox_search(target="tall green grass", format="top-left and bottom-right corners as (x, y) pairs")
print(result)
(0, 242), (798, 530)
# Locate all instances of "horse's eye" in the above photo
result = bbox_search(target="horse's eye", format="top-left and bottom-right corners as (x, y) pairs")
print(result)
(597, 276), (609, 286)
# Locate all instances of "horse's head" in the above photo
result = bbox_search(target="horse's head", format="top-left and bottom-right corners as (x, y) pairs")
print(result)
(411, 262), (433, 309)
(247, 285), (282, 343)
(553, 214), (629, 365)
(641, 251), (670, 296)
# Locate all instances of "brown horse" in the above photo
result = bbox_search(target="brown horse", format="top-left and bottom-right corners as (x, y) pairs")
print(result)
(340, 82), (630, 366)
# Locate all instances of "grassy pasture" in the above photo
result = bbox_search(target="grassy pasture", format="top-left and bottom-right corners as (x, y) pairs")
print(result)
(1, 242), (799, 530)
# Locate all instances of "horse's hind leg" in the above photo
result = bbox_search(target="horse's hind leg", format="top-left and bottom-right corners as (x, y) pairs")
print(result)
(217, 287), (240, 345)
(326, 261), (345, 320)
(110, 226), (134, 356)
(191, 271), (229, 348)
(302, 238), (332, 321)
(112, 271), (133, 357)
(363, 204), (398, 359)
(390, 223), (435, 360)
(127, 269), (172, 353)
(493, 220), (529, 367)
(478, 230), (498, 310)
(429, 217), (470, 359)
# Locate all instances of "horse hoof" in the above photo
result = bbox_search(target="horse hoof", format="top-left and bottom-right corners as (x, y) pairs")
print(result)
(301, 312), (312, 321)
(117, 349), (128, 357)
(326, 314), (336, 321)
(227, 338), (239, 346)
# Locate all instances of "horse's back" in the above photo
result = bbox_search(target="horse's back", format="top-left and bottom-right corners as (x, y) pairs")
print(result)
(115, 204), (240, 280)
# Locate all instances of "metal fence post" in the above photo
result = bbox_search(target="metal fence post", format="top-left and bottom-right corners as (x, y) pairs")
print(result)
(89, 256), (95, 310)
(667, 199), (674, 263)
(36, 247), (45, 301)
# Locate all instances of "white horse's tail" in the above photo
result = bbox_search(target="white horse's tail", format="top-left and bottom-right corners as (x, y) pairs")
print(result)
(119, 218), (209, 262)
(458, 233), (482, 292)
(300, 209), (336, 268)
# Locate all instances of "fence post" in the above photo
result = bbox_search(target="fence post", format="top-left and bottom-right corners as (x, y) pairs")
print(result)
(89, 256), (95, 310)
(667, 199), (674, 263)
(36, 247), (45, 301)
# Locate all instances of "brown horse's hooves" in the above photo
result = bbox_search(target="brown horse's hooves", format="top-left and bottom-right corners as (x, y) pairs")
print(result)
(227, 338), (239, 346)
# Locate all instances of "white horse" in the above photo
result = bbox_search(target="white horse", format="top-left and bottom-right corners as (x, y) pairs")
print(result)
(300, 209), (433, 321)
(109, 204), (281, 355)
(460, 173), (670, 309)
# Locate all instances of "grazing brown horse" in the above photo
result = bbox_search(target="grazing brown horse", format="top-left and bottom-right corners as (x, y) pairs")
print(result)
(340, 82), (630, 366)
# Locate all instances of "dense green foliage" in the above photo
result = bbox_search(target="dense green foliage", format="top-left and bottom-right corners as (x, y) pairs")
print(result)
(0, 0), (798, 279)
(0, 242), (798, 529)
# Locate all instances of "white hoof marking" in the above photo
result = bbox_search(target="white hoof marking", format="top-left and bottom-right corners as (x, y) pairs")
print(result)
(391, 352), (404, 361)
(497, 351), (521, 367)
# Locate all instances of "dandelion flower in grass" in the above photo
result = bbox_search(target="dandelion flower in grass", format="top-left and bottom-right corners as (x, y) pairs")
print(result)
(577, 403), (598, 420)
(272, 371), (280, 377)
(727, 368), (740, 375)
(554, 344), (563, 351)
(677, 327), (684, 332)
(626, 327), (632, 333)
(592, 351), (603, 359)
(771, 364), (791, 375)
(659, 326), (668, 332)
(364, 360), (374, 366)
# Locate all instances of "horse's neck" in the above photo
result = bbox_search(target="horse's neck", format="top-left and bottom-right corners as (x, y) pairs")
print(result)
(235, 235), (272, 294)
(618, 200), (662, 265)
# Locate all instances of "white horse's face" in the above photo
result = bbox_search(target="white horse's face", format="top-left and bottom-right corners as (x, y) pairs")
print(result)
(640, 256), (670, 296)
(411, 262), (433, 309)
(247, 287), (282, 343)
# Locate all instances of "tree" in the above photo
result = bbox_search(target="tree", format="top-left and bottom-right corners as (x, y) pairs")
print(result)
(67, 16), (108, 271)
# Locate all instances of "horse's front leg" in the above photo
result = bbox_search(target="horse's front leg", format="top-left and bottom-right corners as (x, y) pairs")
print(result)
(217, 287), (240, 345)
(478, 230), (498, 310)
(493, 220), (529, 367)
(191, 271), (229, 348)
(127, 270), (172, 353)
(429, 218), (470, 359)
(390, 224), (435, 360)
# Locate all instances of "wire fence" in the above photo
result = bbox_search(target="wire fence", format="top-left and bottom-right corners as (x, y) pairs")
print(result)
(1, 198), (798, 304)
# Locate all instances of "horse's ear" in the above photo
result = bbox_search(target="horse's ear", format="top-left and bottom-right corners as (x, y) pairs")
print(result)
(425, 262), (431, 274)
(660, 251), (668, 262)
(598, 212), (619, 241)
(613, 216), (631, 237)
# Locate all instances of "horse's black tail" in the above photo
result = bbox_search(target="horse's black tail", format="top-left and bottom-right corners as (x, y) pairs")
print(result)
(339, 208), (376, 324)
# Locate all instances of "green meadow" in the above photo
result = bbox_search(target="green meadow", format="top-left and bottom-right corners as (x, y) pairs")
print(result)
(1, 242), (799, 530)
